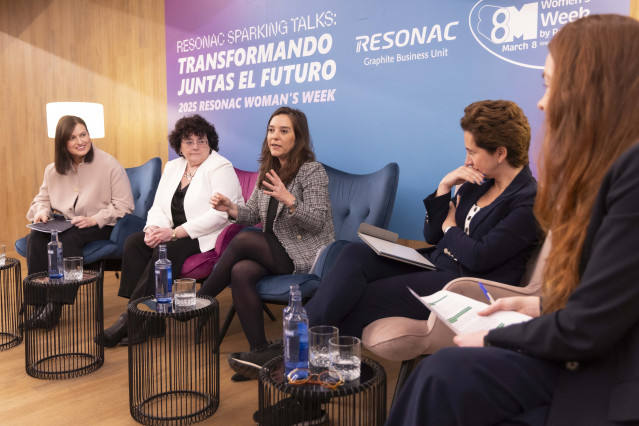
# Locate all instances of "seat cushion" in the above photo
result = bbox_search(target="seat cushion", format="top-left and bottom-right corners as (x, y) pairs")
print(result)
(257, 274), (320, 302)
(361, 317), (431, 361)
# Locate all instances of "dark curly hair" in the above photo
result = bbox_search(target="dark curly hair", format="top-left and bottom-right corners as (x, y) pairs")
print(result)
(168, 114), (219, 157)
(460, 100), (531, 168)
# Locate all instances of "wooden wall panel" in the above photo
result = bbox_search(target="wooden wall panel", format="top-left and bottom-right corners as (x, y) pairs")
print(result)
(0, 0), (168, 246)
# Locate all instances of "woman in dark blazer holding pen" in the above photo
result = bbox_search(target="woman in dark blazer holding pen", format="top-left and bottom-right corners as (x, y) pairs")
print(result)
(305, 100), (539, 338)
(386, 14), (639, 426)
(197, 106), (335, 379)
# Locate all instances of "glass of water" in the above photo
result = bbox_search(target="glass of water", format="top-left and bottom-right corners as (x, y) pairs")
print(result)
(329, 336), (361, 382)
(0, 244), (5, 267)
(309, 326), (338, 372)
(173, 278), (197, 311)
(63, 256), (83, 281)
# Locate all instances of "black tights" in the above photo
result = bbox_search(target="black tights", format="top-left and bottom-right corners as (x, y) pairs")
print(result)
(198, 230), (293, 349)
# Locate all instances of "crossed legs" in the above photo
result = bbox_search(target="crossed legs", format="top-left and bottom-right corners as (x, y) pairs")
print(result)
(198, 229), (293, 349)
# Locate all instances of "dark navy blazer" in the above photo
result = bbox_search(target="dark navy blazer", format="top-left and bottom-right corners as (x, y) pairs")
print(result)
(422, 165), (539, 286)
(487, 143), (639, 425)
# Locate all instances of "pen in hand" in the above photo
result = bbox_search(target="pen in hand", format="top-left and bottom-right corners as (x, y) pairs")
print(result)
(478, 282), (495, 304)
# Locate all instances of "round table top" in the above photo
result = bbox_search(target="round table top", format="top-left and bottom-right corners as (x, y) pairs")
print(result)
(0, 257), (20, 271)
(129, 295), (218, 320)
(24, 270), (99, 285)
(136, 297), (212, 313)
(260, 356), (386, 397)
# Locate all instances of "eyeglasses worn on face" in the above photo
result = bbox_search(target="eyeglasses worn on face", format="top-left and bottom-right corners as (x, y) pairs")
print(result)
(287, 368), (344, 389)
(181, 139), (208, 147)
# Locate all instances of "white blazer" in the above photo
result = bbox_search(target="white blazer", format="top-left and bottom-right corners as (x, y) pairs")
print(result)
(145, 151), (244, 252)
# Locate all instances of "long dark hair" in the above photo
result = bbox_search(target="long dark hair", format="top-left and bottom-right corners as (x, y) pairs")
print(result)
(535, 14), (639, 313)
(257, 107), (315, 188)
(54, 115), (94, 174)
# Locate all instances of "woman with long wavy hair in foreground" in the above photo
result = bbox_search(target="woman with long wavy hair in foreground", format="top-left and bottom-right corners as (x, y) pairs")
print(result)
(386, 14), (639, 426)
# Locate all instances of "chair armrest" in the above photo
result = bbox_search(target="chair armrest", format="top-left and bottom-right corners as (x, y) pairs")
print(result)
(213, 223), (246, 254)
(310, 240), (351, 278)
(444, 277), (541, 301)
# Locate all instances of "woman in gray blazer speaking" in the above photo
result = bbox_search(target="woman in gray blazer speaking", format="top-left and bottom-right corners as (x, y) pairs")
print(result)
(198, 106), (335, 379)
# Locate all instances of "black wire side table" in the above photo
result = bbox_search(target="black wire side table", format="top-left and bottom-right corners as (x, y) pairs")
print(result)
(257, 356), (387, 426)
(128, 295), (220, 425)
(23, 270), (104, 379)
(0, 258), (22, 350)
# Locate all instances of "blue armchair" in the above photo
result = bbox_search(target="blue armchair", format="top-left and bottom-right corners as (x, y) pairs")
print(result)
(219, 162), (400, 341)
(15, 157), (162, 271)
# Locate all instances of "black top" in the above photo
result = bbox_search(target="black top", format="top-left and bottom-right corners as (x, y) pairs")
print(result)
(264, 196), (279, 234)
(171, 182), (189, 227)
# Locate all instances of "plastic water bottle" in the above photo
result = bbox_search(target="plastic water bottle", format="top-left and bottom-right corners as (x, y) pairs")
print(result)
(47, 229), (64, 284)
(154, 244), (172, 313)
(282, 284), (300, 319)
(283, 289), (309, 377)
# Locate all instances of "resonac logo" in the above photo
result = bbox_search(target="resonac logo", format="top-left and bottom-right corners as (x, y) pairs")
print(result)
(469, 0), (590, 69)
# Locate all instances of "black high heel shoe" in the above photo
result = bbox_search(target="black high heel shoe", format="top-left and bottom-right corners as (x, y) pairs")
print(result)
(96, 313), (128, 347)
(20, 304), (44, 330)
(25, 302), (63, 330)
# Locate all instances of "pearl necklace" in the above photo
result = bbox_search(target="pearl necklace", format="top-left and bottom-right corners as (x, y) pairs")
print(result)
(184, 168), (198, 181)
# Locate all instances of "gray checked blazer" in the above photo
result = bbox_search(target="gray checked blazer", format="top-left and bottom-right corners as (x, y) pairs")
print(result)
(234, 161), (336, 273)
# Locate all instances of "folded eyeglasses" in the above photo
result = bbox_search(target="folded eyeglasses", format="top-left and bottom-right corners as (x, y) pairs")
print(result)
(286, 368), (344, 389)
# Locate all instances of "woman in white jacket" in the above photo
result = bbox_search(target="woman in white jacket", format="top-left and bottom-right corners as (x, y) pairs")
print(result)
(98, 114), (243, 347)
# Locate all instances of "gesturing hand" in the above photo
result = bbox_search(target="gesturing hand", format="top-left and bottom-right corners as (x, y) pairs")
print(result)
(210, 193), (238, 219)
(437, 165), (486, 196)
(262, 169), (295, 207)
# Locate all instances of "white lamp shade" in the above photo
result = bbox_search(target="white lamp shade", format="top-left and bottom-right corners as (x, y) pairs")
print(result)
(46, 102), (105, 138)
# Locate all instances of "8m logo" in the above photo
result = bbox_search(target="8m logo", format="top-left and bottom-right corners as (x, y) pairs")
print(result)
(476, 3), (538, 44)
(469, 0), (545, 69)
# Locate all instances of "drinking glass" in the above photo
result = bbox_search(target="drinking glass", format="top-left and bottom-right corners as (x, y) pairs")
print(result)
(173, 278), (197, 311)
(63, 256), (83, 281)
(309, 325), (338, 372)
(0, 244), (5, 267)
(329, 336), (361, 382)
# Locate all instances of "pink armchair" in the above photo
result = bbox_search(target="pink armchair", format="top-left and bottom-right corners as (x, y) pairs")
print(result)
(179, 168), (259, 280)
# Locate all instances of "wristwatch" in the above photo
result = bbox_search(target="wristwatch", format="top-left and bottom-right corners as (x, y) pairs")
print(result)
(288, 197), (298, 213)
(171, 229), (178, 241)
